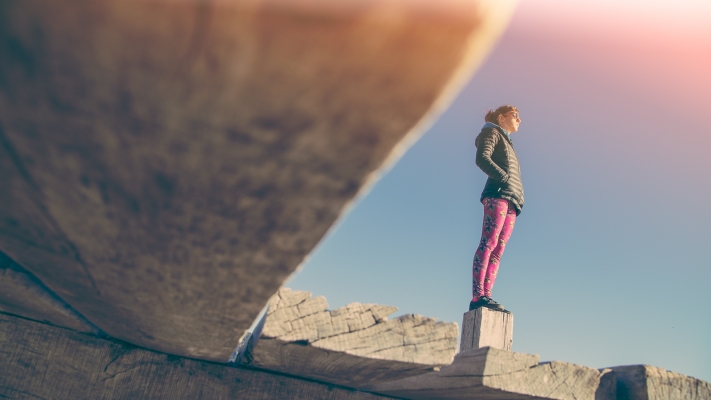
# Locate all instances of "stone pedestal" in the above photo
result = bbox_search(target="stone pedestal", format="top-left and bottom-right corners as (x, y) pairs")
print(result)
(460, 308), (513, 352)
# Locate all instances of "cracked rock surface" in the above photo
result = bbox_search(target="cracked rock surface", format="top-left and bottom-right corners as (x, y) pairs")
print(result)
(245, 288), (458, 387)
(611, 365), (711, 400)
(0, 313), (388, 399)
(0, 252), (97, 333)
(366, 347), (617, 400)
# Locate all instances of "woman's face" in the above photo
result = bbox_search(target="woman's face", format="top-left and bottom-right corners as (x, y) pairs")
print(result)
(498, 111), (521, 133)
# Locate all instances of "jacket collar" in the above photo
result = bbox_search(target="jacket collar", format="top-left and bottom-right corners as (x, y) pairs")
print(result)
(482, 122), (512, 143)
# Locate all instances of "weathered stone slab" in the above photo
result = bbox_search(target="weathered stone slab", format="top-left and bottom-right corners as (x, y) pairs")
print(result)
(0, 312), (389, 400)
(366, 347), (617, 400)
(247, 337), (443, 388)
(611, 365), (711, 400)
(0, 0), (518, 362)
(246, 288), (458, 386)
(439, 346), (538, 377)
(460, 308), (513, 352)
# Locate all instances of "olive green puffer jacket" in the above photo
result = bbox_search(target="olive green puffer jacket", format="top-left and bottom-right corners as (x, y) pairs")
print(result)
(475, 123), (524, 215)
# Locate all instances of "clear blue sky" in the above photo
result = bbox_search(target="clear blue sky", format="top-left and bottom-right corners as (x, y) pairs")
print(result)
(287, 0), (711, 381)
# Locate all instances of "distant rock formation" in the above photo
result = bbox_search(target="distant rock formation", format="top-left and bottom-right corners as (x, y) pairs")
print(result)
(2, 290), (709, 399)
(244, 289), (711, 400)
(243, 288), (458, 387)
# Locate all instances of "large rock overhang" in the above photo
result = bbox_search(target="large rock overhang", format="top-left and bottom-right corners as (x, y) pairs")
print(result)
(0, 0), (517, 361)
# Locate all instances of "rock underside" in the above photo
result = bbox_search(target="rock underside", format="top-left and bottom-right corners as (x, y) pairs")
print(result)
(0, 0), (509, 361)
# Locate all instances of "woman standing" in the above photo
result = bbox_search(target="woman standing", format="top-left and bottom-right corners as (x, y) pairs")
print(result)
(470, 105), (524, 311)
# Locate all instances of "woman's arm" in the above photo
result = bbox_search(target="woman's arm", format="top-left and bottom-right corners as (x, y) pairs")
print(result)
(475, 129), (509, 183)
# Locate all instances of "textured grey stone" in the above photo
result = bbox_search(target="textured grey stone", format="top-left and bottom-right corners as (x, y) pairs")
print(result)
(460, 308), (513, 352)
(0, 312), (389, 400)
(261, 288), (458, 364)
(0, 0), (516, 362)
(439, 346), (539, 377)
(611, 365), (711, 400)
(246, 288), (458, 387)
(247, 337), (443, 388)
(366, 347), (617, 400)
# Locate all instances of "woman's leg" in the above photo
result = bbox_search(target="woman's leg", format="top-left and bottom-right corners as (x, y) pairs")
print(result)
(483, 202), (516, 298)
(472, 198), (510, 301)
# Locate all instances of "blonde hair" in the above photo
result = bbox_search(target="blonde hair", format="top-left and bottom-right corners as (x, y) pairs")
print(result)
(485, 105), (518, 125)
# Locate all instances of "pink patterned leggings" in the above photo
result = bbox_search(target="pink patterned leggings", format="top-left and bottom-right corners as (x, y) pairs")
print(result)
(472, 197), (517, 301)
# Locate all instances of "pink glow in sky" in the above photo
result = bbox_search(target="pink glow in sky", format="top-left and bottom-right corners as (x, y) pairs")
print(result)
(518, 0), (711, 41)
(511, 0), (711, 133)
(516, 0), (711, 70)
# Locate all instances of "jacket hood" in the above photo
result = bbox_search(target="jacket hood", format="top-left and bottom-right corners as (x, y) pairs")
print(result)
(482, 121), (508, 134)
